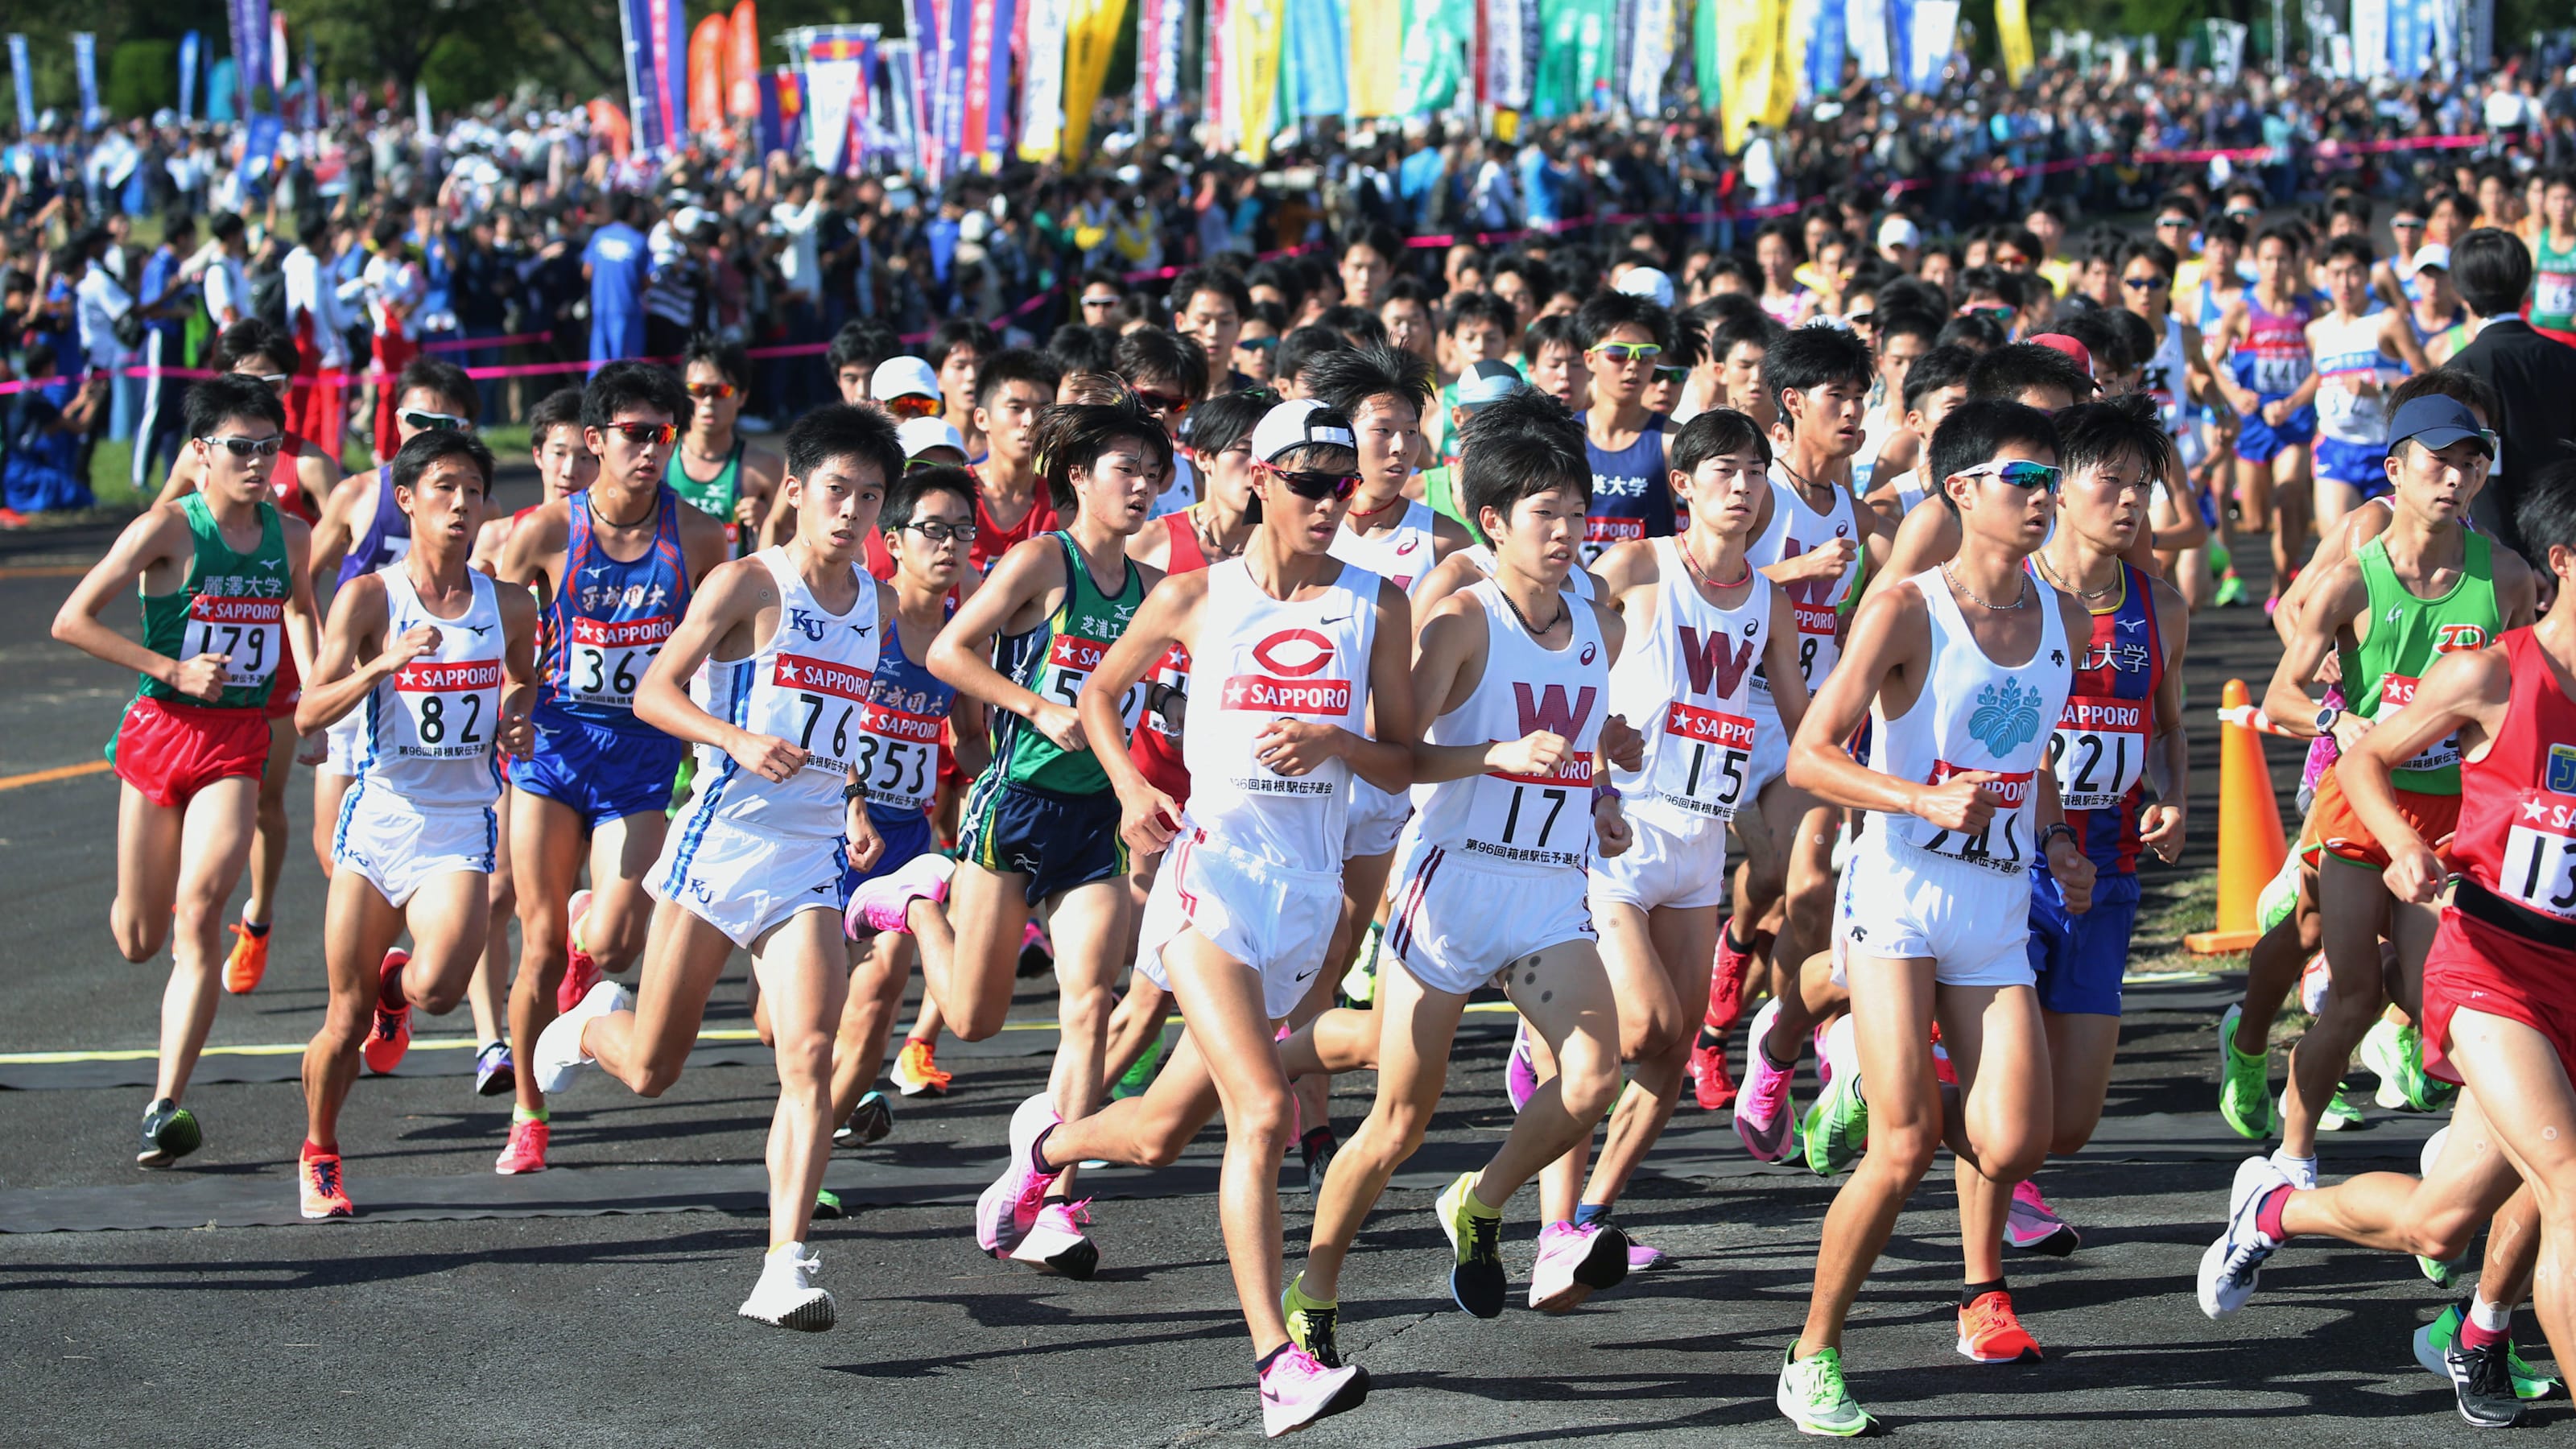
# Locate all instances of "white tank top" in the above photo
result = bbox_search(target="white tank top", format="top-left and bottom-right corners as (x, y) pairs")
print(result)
(1868, 568), (2072, 875)
(1411, 580), (1608, 874)
(1610, 537), (1773, 838)
(1851, 403), (1899, 496)
(690, 547), (881, 840)
(1459, 543), (1596, 600)
(356, 566), (506, 810)
(1747, 469), (1862, 700)
(1331, 498), (1441, 595)
(1180, 558), (1380, 867)
(2145, 314), (2192, 435)
(2311, 311), (2406, 445)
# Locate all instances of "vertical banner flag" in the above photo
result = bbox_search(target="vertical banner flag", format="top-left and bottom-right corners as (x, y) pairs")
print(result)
(73, 34), (101, 129)
(207, 58), (237, 121)
(1713, 0), (1765, 149)
(180, 32), (202, 120)
(1847, 0), (1890, 77)
(2351, 0), (2387, 77)
(588, 98), (633, 157)
(1141, 0), (1188, 111)
(901, 0), (939, 175)
(300, 37), (318, 126)
(654, 0), (688, 149)
(958, 0), (1017, 167)
(805, 31), (864, 173)
(6, 35), (31, 136)
(1802, 0), (1845, 98)
(937, 0), (972, 173)
(1907, 0), (1958, 90)
(688, 14), (728, 135)
(1288, 0), (1351, 119)
(270, 13), (288, 93)
(1203, 0), (1232, 148)
(1061, 0), (1129, 157)
(1396, 0), (1472, 114)
(1693, 0), (1719, 105)
(1626, 0), (1674, 115)
(728, 2), (762, 118)
(1995, 0), (2033, 83)
(1348, 0), (1402, 116)
(1487, 0), (1534, 109)
(1230, 0), (1286, 161)
(1022, 0), (1071, 159)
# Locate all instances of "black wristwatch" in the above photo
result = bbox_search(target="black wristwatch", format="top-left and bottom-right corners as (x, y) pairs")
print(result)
(843, 778), (869, 803)
(2038, 822), (2078, 857)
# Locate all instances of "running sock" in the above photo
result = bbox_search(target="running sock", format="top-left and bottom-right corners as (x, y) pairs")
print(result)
(1695, 1026), (1724, 1050)
(2463, 1295), (2515, 1350)
(1299, 1125), (1335, 1164)
(1960, 1278), (2005, 1308)
(378, 960), (408, 1010)
(513, 1104), (549, 1125)
(1256, 1343), (1290, 1374)
(1462, 1183), (1503, 1219)
(1285, 1274), (1335, 1311)
(2270, 1149), (2317, 1186)
(2254, 1184), (2293, 1241)
(1030, 1123), (1059, 1176)
(240, 919), (270, 936)
(301, 1140), (336, 1160)
(1573, 1202), (1612, 1229)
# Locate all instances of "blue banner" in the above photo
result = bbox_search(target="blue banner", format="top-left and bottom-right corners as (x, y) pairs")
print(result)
(179, 32), (201, 120)
(207, 57), (237, 121)
(938, 0), (970, 175)
(72, 34), (99, 129)
(1286, 0), (1350, 118)
(2390, 0), (2425, 79)
(1807, 0), (1847, 98)
(242, 112), (283, 175)
(6, 35), (31, 136)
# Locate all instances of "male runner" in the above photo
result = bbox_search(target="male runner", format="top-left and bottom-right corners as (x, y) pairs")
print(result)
(976, 399), (1408, 1434)
(1293, 402), (1644, 1336)
(2210, 224), (2320, 610)
(929, 393), (1170, 1275)
(965, 349), (1066, 572)
(1538, 407), (1810, 1262)
(291, 429), (538, 1217)
(665, 334), (782, 555)
(52, 374), (321, 1165)
(2260, 394), (2533, 1185)
(2200, 463), (2576, 1428)
(2529, 169), (2576, 341)
(1776, 399), (2095, 1434)
(537, 403), (903, 1330)
(2306, 237), (2431, 535)
(493, 361), (731, 1173)
(1571, 292), (1678, 564)
(1858, 345), (1975, 528)
(2119, 239), (2227, 608)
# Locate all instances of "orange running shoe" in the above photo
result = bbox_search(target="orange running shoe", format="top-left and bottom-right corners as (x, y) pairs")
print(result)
(494, 1116), (550, 1174)
(557, 888), (600, 1014)
(223, 921), (270, 994)
(891, 1038), (952, 1096)
(299, 1147), (353, 1219)
(1956, 1289), (2043, 1363)
(362, 949), (413, 1075)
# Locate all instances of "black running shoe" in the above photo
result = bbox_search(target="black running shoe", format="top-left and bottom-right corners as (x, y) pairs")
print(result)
(2448, 1340), (2526, 1428)
(836, 1090), (894, 1148)
(138, 1099), (200, 1168)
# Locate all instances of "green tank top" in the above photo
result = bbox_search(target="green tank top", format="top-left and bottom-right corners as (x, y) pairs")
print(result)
(2534, 224), (2576, 332)
(2338, 530), (2500, 795)
(137, 493), (291, 712)
(666, 439), (745, 555)
(997, 531), (1147, 795)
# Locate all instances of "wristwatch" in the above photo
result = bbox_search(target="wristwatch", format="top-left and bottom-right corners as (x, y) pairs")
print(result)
(2038, 822), (2078, 857)
(2314, 704), (2343, 737)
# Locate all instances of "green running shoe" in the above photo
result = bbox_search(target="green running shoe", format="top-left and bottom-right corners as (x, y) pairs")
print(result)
(2361, 1018), (2435, 1110)
(2417, 1253), (2463, 1289)
(1777, 1345), (1876, 1437)
(1282, 1273), (1345, 1368)
(2218, 1005), (2275, 1139)
(1802, 1069), (1868, 1177)
(1112, 1031), (1168, 1100)
(1340, 922), (1382, 1006)
(2317, 1088), (2366, 1132)
(2416, 1302), (2561, 1400)
(812, 1188), (845, 1220)
(137, 1099), (201, 1168)
(2214, 568), (2248, 608)
(2254, 849), (2302, 934)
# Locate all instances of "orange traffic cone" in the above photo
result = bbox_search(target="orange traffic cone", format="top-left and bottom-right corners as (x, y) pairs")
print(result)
(2186, 678), (2289, 954)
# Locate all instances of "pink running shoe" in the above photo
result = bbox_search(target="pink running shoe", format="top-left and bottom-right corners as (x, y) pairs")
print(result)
(975, 1092), (1061, 1257)
(493, 1117), (549, 1174)
(1505, 1020), (1539, 1113)
(1258, 1347), (1369, 1438)
(1733, 997), (1798, 1162)
(1010, 1198), (1100, 1279)
(845, 852), (957, 938)
(2004, 1178), (2080, 1257)
(362, 949), (413, 1075)
(1626, 1237), (1670, 1272)
(1527, 1220), (1630, 1314)
(557, 888), (600, 1015)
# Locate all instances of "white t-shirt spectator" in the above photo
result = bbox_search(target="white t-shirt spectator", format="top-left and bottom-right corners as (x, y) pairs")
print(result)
(74, 266), (133, 371)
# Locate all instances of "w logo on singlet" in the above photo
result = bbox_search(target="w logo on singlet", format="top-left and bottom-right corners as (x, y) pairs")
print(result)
(1968, 678), (2045, 756)
(1676, 624), (1757, 700)
(1513, 683), (1598, 739)
(1778, 538), (1837, 606)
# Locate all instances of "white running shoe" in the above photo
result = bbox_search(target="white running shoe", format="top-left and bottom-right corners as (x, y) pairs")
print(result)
(1526, 1220), (1629, 1314)
(737, 1242), (835, 1331)
(2198, 1155), (2292, 1319)
(1010, 1198), (1100, 1279)
(532, 980), (630, 1096)
(1258, 1347), (1369, 1438)
(975, 1092), (1062, 1257)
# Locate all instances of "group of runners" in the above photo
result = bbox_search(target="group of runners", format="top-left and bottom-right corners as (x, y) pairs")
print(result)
(48, 183), (2576, 1437)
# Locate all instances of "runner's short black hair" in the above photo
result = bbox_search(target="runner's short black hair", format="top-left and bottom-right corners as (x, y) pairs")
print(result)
(783, 402), (906, 489)
(828, 319), (902, 372)
(582, 359), (689, 431)
(210, 319), (296, 374)
(390, 427), (497, 493)
(1341, 221), (1406, 265)
(1903, 344), (1979, 415)
(2322, 234), (2376, 271)
(2453, 228), (2535, 319)
(1572, 291), (1677, 353)
(1669, 407), (1770, 477)
(1938, 312), (2009, 352)
(1300, 344), (1436, 428)
(1521, 312), (1588, 360)
(976, 347), (1066, 409)
(928, 317), (996, 368)
(1926, 399), (2061, 517)
(1047, 324), (1118, 375)
(1168, 265), (1252, 317)
(528, 387), (586, 449)
(1458, 390), (1591, 526)
(2053, 392), (2174, 486)
(1277, 325), (1352, 391)
(396, 357), (480, 422)
(1183, 387), (1283, 460)
(1316, 303), (1390, 349)
(1765, 324), (1876, 431)
(2390, 365), (2501, 426)
(1446, 292), (1518, 339)
(1113, 327), (1212, 402)
(2516, 460), (2576, 561)
(186, 372), (286, 439)
(2054, 312), (2131, 380)
(1967, 342), (2094, 404)
(1032, 394), (1174, 513)
(1876, 308), (1943, 352)
(882, 464), (978, 534)
(679, 333), (750, 392)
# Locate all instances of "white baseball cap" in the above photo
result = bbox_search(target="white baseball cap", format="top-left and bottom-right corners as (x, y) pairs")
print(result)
(2409, 243), (2452, 275)
(1249, 399), (1356, 464)
(1614, 266), (1676, 309)
(871, 356), (941, 403)
(897, 415), (968, 460)
(1878, 215), (1922, 250)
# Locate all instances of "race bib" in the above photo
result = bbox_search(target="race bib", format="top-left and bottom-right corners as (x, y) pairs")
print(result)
(2249, 348), (2310, 394)
(1649, 701), (1757, 821)
(393, 657), (502, 760)
(1581, 514), (1643, 564)
(1040, 631), (1145, 731)
(565, 614), (672, 710)
(2050, 697), (2150, 812)
(1463, 755), (1596, 868)
(1916, 761), (2035, 874)
(853, 696), (943, 812)
(2500, 791), (2576, 920)
(2380, 674), (2462, 774)
(755, 651), (876, 777)
(2316, 379), (2380, 427)
(185, 591), (285, 690)
(2537, 270), (2576, 320)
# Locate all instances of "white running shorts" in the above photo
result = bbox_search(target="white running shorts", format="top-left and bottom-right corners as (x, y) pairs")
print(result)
(331, 780), (496, 908)
(1135, 828), (1344, 1020)
(1831, 835), (2035, 989)
(1343, 778), (1411, 859)
(1589, 812), (1730, 912)
(648, 817), (848, 949)
(1385, 828), (1596, 997)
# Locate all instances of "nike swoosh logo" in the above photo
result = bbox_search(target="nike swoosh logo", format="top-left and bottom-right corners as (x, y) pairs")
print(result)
(1319, 613), (1353, 625)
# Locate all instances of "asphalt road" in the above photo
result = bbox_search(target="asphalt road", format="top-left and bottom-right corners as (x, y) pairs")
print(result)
(0, 489), (2545, 1447)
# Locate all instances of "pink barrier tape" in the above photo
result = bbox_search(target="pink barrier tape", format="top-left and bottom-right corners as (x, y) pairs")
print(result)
(418, 330), (555, 353)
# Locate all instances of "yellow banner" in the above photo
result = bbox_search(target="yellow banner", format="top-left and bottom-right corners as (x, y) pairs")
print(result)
(1061, 0), (1131, 159)
(1231, 0), (1285, 162)
(1715, 0), (1784, 151)
(1761, 0), (1797, 126)
(1347, 0), (1403, 118)
(1996, 0), (2033, 85)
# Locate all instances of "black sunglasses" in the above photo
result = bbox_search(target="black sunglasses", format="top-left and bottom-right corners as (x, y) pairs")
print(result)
(1264, 464), (1360, 501)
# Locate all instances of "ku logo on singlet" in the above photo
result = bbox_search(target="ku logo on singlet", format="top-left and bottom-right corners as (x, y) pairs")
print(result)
(1969, 679), (2046, 756)
(1221, 629), (1352, 715)
(785, 608), (828, 642)
(2549, 744), (2576, 796)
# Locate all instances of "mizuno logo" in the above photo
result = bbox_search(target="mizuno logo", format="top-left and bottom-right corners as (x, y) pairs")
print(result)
(466, 624), (493, 636)
(584, 566), (610, 580)
(256, 558), (284, 572)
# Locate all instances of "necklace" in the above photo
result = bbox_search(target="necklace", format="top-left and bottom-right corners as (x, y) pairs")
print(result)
(1678, 535), (1752, 592)
(1499, 584), (1567, 639)
(1942, 560), (2029, 612)
(2036, 553), (2121, 603)
(1188, 502), (1241, 561)
(1347, 493), (1403, 523)
(593, 492), (657, 530)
